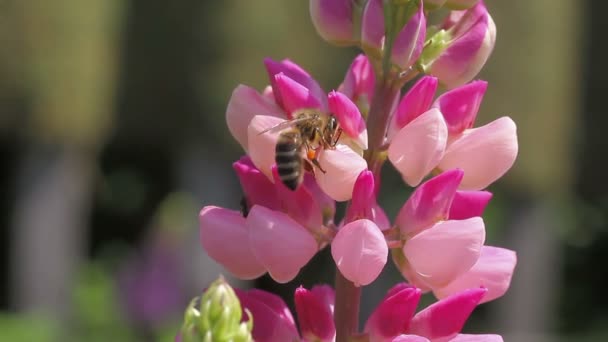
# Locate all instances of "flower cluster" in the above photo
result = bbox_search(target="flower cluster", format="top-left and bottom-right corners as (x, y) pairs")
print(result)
(190, 1), (517, 341)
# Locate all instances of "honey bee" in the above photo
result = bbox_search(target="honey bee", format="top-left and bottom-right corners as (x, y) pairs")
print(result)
(259, 109), (342, 190)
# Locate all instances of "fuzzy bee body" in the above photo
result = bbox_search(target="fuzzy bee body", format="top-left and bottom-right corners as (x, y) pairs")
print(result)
(259, 109), (342, 191)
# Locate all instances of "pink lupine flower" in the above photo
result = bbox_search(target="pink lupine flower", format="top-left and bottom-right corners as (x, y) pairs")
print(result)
(448, 190), (492, 220)
(247, 205), (319, 283)
(388, 76), (439, 138)
(235, 288), (301, 342)
(228, 58), (369, 200)
(366, 284), (497, 341)
(310, 0), (358, 46)
(431, 80), (487, 135)
(295, 285), (336, 342)
(434, 246), (516, 304)
(345, 170), (390, 230)
(339, 54), (375, 114)
(424, 1), (496, 88)
(438, 116), (518, 190)
(391, 3), (426, 70)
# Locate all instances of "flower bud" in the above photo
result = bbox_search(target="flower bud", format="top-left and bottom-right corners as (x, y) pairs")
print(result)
(421, 2), (496, 88)
(180, 277), (253, 342)
(295, 285), (336, 341)
(391, 3), (426, 70)
(310, 0), (359, 46)
(361, 0), (384, 53)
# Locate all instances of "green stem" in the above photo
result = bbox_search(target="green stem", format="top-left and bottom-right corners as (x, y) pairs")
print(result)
(334, 270), (362, 342)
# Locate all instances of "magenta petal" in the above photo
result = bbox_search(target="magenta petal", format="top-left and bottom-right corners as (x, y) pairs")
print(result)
(331, 219), (388, 286)
(434, 246), (516, 304)
(328, 90), (367, 148)
(395, 169), (464, 237)
(339, 54), (375, 105)
(247, 115), (284, 180)
(365, 283), (422, 341)
(275, 73), (323, 116)
(271, 166), (323, 229)
(247, 205), (318, 283)
(432, 80), (487, 135)
(449, 334), (504, 342)
(235, 288), (300, 342)
(388, 109), (448, 187)
(392, 335), (430, 342)
(439, 117), (518, 190)
(448, 190), (492, 220)
(391, 3), (426, 70)
(295, 286), (336, 341)
(410, 288), (487, 340)
(198, 206), (265, 279)
(226, 85), (284, 151)
(403, 218), (485, 288)
(345, 170), (375, 223)
(233, 156), (280, 211)
(264, 58), (327, 110)
(361, 0), (385, 50)
(392, 76), (439, 130)
(310, 0), (355, 44)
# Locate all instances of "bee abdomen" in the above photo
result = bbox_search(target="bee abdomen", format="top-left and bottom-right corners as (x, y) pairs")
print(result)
(275, 137), (303, 190)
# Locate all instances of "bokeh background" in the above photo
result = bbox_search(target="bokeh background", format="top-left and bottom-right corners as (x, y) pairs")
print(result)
(0, 0), (604, 341)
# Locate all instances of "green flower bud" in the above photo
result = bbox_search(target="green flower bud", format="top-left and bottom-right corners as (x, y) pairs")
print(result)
(418, 28), (451, 71)
(179, 277), (253, 342)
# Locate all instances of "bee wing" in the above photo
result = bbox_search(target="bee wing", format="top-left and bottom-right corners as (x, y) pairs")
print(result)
(257, 117), (312, 135)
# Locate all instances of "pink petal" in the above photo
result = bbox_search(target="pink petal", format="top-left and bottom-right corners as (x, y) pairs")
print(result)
(345, 169), (374, 223)
(328, 90), (368, 149)
(310, 284), (335, 311)
(395, 169), (464, 237)
(247, 205), (318, 283)
(235, 288), (300, 342)
(309, 0), (355, 44)
(392, 249), (432, 292)
(388, 109), (448, 187)
(392, 335), (431, 342)
(434, 246), (516, 304)
(316, 144), (368, 201)
(449, 334), (503, 342)
(271, 166), (324, 229)
(302, 174), (336, 224)
(247, 115), (285, 180)
(233, 156), (281, 211)
(432, 80), (487, 135)
(448, 190), (492, 220)
(275, 73), (323, 117)
(439, 117), (518, 190)
(391, 3), (426, 69)
(391, 76), (439, 132)
(410, 288), (487, 340)
(264, 58), (327, 110)
(365, 284), (422, 341)
(198, 206), (265, 279)
(331, 219), (388, 286)
(226, 85), (284, 151)
(403, 218), (485, 288)
(295, 286), (336, 341)
(361, 0), (384, 50)
(339, 54), (375, 106)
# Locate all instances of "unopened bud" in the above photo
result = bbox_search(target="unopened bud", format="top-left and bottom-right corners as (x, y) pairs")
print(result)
(310, 0), (360, 46)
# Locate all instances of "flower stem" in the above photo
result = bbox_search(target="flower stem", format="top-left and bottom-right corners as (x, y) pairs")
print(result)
(334, 270), (362, 342)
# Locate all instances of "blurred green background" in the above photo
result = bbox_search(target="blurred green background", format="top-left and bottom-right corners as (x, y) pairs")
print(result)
(0, 0), (605, 341)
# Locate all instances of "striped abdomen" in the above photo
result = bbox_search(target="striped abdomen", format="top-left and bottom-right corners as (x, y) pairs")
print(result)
(275, 131), (303, 190)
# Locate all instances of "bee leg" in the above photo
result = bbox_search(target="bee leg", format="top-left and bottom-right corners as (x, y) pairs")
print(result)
(310, 158), (326, 174)
(330, 128), (342, 148)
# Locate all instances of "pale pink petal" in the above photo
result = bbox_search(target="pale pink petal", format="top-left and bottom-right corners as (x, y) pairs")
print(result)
(365, 284), (422, 341)
(247, 205), (318, 283)
(328, 90), (368, 149)
(410, 288), (486, 340)
(395, 169), (464, 237)
(233, 156), (281, 211)
(392, 335), (431, 342)
(275, 73), (323, 117)
(361, 0), (384, 50)
(403, 218), (485, 288)
(316, 144), (368, 201)
(235, 288), (300, 342)
(388, 109), (448, 187)
(391, 3), (426, 70)
(392, 249), (432, 292)
(198, 206), (265, 279)
(331, 219), (388, 286)
(448, 190), (492, 220)
(339, 54), (375, 105)
(449, 334), (503, 342)
(264, 58), (327, 110)
(247, 115), (285, 180)
(310, 0), (355, 45)
(434, 246), (516, 304)
(295, 286), (336, 341)
(432, 80), (487, 135)
(226, 85), (284, 151)
(439, 117), (518, 190)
